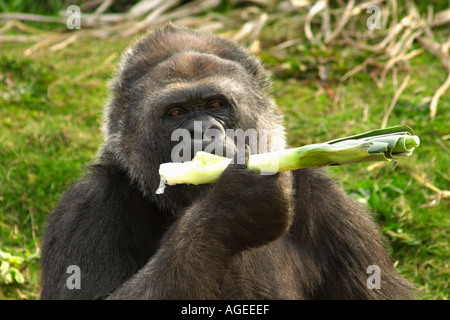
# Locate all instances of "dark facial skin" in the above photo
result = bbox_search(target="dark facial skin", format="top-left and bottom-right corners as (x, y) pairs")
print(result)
(161, 85), (234, 160)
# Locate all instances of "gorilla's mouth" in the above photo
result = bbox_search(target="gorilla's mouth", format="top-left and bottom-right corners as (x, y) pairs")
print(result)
(190, 137), (237, 160)
(170, 126), (273, 164)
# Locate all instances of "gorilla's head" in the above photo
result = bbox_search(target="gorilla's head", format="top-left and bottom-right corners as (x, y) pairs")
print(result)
(99, 24), (287, 211)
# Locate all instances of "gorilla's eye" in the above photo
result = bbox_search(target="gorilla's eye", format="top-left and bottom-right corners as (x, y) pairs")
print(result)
(208, 100), (223, 109)
(168, 108), (185, 117)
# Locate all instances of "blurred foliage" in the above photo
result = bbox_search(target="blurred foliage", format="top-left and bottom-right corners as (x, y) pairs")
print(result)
(0, 56), (56, 107)
(0, 0), (64, 14)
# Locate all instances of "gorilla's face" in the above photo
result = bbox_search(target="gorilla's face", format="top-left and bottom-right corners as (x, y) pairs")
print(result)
(152, 52), (246, 162)
(101, 26), (287, 211)
(144, 50), (275, 164)
(160, 85), (235, 162)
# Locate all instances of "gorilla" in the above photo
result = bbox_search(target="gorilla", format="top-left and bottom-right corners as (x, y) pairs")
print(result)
(40, 24), (415, 299)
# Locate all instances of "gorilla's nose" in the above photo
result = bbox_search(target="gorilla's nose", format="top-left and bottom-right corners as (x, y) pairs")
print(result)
(184, 118), (227, 159)
(186, 118), (224, 141)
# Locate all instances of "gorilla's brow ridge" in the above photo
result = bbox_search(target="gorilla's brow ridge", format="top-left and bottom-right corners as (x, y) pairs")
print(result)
(150, 79), (237, 109)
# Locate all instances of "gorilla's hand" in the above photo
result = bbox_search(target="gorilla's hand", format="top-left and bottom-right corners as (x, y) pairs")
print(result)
(204, 146), (294, 252)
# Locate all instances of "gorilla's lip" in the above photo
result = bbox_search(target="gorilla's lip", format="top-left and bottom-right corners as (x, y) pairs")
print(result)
(192, 138), (215, 143)
(191, 138), (222, 148)
(190, 139), (233, 157)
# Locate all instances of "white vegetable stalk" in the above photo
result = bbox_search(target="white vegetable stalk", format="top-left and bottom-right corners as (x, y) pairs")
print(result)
(156, 125), (420, 194)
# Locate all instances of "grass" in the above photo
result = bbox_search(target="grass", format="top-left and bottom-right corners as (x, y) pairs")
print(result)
(0, 28), (448, 299)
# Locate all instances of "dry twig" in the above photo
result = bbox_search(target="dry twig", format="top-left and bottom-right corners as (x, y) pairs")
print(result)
(381, 72), (411, 129)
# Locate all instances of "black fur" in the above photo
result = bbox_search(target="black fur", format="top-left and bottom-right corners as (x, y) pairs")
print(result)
(40, 25), (415, 299)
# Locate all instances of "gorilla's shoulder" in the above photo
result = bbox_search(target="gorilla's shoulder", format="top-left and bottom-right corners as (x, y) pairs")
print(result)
(72, 163), (131, 196)
(49, 163), (139, 221)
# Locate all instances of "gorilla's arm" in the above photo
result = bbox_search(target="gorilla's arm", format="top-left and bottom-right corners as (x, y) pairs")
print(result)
(205, 168), (415, 300)
(41, 156), (293, 299)
(107, 157), (293, 299)
(105, 202), (232, 299)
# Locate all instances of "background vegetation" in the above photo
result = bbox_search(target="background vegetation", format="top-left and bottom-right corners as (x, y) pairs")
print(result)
(0, 0), (448, 299)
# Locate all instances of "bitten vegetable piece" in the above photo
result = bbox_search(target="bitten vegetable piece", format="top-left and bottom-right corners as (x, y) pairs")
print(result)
(156, 125), (420, 194)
